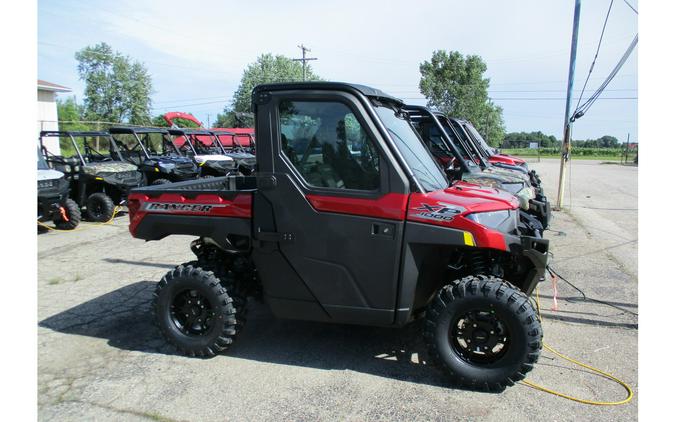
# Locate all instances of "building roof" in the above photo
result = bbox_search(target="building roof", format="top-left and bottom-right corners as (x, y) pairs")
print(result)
(37, 79), (71, 92)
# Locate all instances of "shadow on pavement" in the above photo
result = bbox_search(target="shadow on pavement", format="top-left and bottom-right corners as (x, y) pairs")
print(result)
(39, 281), (459, 390)
(102, 258), (177, 269)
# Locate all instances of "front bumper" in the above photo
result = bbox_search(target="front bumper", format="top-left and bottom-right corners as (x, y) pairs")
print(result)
(504, 234), (550, 295)
(37, 192), (68, 221)
(528, 194), (552, 229)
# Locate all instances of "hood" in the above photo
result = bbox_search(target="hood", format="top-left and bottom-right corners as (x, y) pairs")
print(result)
(83, 161), (138, 175)
(483, 166), (530, 184)
(194, 154), (234, 164)
(495, 153), (525, 165)
(38, 169), (64, 181)
(147, 155), (195, 165)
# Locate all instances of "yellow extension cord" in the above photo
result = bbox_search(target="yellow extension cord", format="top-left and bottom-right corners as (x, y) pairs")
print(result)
(38, 207), (634, 405)
(519, 287), (634, 405)
(37, 206), (123, 232)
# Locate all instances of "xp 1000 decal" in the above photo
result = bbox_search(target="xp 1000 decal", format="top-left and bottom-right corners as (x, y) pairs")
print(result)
(414, 203), (465, 222)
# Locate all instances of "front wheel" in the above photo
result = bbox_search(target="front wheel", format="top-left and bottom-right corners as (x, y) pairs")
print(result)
(153, 264), (239, 357)
(424, 275), (542, 391)
(151, 178), (172, 186)
(85, 193), (115, 222)
(54, 198), (81, 230)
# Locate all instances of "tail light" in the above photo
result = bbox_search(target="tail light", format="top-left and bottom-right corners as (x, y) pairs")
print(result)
(127, 198), (141, 220)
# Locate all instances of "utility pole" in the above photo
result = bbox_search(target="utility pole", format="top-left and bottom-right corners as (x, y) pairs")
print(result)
(556, 0), (582, 210)
(292, 44), (317, 81)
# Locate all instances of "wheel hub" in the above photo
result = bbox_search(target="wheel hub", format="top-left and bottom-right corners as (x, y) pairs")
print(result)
(450, 308), (509, 364)
(170, 289), (214, 336)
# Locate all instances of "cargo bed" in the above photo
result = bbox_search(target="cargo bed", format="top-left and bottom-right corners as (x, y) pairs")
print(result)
(127, 176), (256, 242)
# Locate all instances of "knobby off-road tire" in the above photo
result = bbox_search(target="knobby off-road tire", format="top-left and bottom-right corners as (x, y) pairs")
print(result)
(54, 198), (81, 230)
(183, 260), (248, 331)
(85, 193), (115, 222)
(424, 275), (542, 391)
(151, 178), (171, 186)
(153, 264), (238, 357)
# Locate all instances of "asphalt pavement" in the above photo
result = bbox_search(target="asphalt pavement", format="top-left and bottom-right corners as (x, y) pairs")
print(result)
(38, 159), (638, 421)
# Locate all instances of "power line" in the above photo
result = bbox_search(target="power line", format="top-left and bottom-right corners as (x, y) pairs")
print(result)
(573, 34), (638, 121)
(398, 96), (636, 101)
(575, 0), (615, 113)
(622, 0), (638, 14)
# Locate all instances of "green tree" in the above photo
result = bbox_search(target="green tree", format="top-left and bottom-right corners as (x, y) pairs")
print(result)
(56, 97), (89, 131)
(223, 53), (321, 127)
(419, 50), (505, 146)
(75, 42), (153, 125)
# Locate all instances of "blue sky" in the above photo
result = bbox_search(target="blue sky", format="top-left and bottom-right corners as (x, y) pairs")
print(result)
(38, 0), (638, 141)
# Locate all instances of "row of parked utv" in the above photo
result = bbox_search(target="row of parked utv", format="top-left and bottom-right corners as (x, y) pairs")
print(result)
(37, 127), (256, 230)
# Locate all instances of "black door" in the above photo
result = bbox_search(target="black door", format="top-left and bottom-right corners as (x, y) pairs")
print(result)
(252, 91), (410, 325)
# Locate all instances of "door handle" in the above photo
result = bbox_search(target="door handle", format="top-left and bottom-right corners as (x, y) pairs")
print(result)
(371, 223), (395, 238)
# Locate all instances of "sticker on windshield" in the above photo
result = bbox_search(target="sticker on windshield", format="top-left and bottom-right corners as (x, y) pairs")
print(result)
(414, 203), (465, 221)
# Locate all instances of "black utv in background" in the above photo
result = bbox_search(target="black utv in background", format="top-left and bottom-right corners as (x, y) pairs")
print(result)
(167, 128), (238, 177)
(39, 131), (144, 222)
(37, 142), (80, 230)
(210, 131), (257, 175)
(109, 127), (200, 185)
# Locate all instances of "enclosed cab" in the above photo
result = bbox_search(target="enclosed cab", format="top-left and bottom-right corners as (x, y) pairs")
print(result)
(128, 82), (548, 390)
(109, 127), (200, 186)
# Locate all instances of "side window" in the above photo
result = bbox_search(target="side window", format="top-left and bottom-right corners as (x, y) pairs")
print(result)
(279, 100), (380, 191)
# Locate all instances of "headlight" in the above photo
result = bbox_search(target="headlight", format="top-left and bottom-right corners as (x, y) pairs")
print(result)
(158, 162), (175, 169)
(466, 209), (518, 233)
(499, 182), (524, 194)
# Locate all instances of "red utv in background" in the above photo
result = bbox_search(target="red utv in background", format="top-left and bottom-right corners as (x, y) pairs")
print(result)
(162, 112), (255, 152)
(460, 121), (528, 170)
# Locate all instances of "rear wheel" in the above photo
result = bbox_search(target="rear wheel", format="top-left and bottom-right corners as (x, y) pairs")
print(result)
(85, 193), (115, 222)
(153, 264), (239, 357)
(54, 198), (81, 230)
(151, 178), (172, 186)
(424, 275), (542, 391)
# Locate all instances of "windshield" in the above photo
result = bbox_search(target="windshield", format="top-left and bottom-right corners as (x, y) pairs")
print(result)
(436, 120), (480, 169)
(374, 103), (448, 191)
(464, 123), (495, 155)
(37, 144), (49, 170)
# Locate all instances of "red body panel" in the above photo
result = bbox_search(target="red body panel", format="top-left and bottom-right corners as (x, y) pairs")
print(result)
(306, 193), (408, 221)
(127, 192), (252, 236)
(488, 154), (526, 167)
(162, 112), (255, 148)
(406, 182), (518, 251)
(128, 181), (517, 251)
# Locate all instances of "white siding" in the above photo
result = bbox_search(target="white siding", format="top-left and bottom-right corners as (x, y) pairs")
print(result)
(37, 89), (61, 155)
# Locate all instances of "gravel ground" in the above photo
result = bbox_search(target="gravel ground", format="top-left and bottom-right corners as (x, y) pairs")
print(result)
(38, 159), (638, 421)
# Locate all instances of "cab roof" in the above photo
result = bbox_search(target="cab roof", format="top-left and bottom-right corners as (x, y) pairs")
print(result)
(253, 82), (403, 106)
(40, 130), (111, 137)
(108, 127), (169, 134)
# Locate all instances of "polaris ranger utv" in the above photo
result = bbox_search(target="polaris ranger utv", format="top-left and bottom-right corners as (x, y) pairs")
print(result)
(443, 118), (551, 229)
(109, 127), (200, 185)
(209, 130), (257, 175)
(37, 142), (80, 229)
(39, 131), (143, 222)
(406, 107), (546, 232)
(460, 120), (541, 186)
(167, 128), (238, 177)
(127, 82), (548, 390)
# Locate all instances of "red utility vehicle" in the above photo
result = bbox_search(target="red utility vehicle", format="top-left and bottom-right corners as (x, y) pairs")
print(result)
(128, 83), (548, 390)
